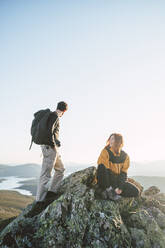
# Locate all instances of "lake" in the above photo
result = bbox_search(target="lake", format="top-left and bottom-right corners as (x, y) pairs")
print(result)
(0, 176), (35, 196)
(0, 172), (71, 196)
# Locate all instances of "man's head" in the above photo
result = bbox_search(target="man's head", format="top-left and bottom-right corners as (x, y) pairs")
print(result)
(56, 101), (68, 117)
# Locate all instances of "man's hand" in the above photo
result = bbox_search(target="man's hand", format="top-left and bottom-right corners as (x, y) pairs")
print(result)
(115, 188), (122, 195)
(50, 145), (56, 151)
(55, 140), (61, 147)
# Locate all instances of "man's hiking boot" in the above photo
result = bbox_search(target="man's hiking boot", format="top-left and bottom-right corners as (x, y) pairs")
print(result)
(25, 201), (46, 218)
(25, 191), (60, 218)
(43, 191), (60, 207)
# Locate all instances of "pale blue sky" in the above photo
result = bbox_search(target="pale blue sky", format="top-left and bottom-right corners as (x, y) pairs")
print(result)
(0, 0), (165, 165)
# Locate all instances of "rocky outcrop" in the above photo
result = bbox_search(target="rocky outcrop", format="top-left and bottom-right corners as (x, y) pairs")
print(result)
(0, 167), (165, 248)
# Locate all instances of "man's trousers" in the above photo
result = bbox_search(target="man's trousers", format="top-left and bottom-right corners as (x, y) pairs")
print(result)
(36, 145), (65, 202)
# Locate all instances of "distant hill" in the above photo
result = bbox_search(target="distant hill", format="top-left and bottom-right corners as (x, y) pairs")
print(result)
(0, 163), (41, 178)
(1, 160), (165, 178)
(0, 163), (88, 179)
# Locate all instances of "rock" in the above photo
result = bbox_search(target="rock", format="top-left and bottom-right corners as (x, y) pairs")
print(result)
(143, 186), (160, 196)
(0, 166), (165, 248)
(129, 228), (151, 248)
(147, 207), (165, 229)
(153, 193), (165, 205)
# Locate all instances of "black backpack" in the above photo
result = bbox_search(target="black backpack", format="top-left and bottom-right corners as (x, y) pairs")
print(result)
(29, 108), (52, 149)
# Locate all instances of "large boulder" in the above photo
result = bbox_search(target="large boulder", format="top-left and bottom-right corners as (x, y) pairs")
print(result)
(0, 166), (165, 248)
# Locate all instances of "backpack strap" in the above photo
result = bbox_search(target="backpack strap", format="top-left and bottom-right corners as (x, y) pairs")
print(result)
(105, 146), (127, 164)
(29, 138), (33, 150)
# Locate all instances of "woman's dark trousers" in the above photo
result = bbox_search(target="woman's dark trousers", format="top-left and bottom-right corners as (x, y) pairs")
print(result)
(97, 164), (139, 197)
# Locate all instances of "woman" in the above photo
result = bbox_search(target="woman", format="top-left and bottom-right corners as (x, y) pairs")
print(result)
(95, 133), (140, 200)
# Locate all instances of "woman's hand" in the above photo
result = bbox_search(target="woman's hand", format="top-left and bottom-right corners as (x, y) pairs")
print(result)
(115, 188), (122, 194)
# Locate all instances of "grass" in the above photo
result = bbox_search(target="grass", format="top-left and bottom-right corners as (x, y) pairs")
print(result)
(0, 190), (34, 232)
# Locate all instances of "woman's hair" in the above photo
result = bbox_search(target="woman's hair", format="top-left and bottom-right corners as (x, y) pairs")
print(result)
(106, 133), (124, 152)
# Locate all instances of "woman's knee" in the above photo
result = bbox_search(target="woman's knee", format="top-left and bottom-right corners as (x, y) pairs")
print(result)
(133, 186), (140, 197)
(122, 182), (140, 197)
(129, 182), (141, 197)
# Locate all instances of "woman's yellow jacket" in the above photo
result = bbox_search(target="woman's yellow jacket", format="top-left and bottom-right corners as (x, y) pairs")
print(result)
(93, 146), (130, 189)
(97, 146), (130, 175)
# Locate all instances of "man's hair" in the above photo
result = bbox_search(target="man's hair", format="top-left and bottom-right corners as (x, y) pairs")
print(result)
(57, 101), (68, 112)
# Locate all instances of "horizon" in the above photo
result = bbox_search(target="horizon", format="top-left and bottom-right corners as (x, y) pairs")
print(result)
(1, 158), (165, 166)
(0, 160), (165, 178)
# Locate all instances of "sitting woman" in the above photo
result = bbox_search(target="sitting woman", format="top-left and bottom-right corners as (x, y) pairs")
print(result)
(95, 133), (140, 200)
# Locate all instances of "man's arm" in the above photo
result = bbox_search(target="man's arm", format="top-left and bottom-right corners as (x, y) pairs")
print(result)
(52, 118), (60, 147)
(48, 113), (59, 148)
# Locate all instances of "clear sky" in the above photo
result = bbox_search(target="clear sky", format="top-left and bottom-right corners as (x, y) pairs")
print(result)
(0, 0), (165, 165)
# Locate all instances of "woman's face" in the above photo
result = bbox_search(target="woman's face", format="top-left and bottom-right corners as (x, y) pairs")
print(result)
(109, 135), (115, 147)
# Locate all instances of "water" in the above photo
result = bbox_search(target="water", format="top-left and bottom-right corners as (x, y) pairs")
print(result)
(0, 176), (35, 196)
(0, 169), (80, 197)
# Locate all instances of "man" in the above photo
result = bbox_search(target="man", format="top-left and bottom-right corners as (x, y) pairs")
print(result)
(26, 101), (68, 217)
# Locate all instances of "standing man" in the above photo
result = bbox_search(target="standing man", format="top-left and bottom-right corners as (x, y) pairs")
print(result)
(27, 101), (68, 217)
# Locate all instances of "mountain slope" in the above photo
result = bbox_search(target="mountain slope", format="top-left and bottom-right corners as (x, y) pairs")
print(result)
(0, 190), (34, 232)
